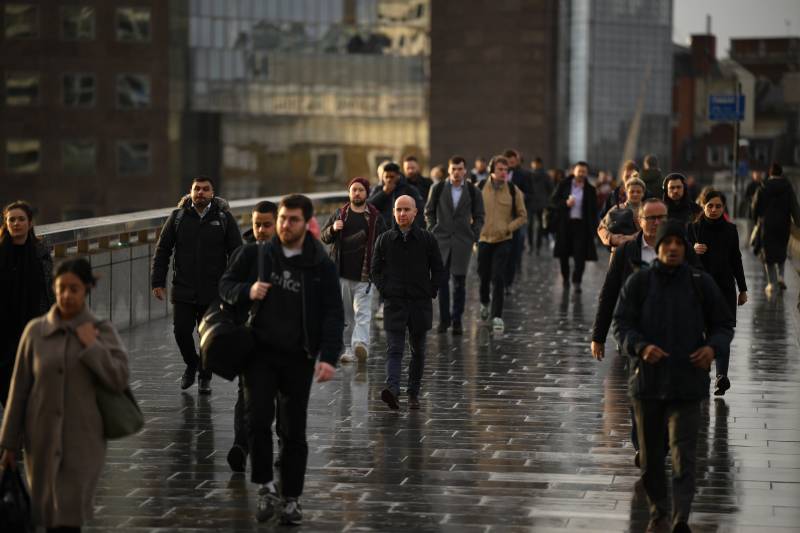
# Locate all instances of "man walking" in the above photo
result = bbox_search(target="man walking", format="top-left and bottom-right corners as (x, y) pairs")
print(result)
(227, 200), (278, 473)
(477, 156), (527, 333)
(321, 177), (386, 363)
(368, 161), (424, 228)
(151, 176), (242, 393)
(372, 195), (443, 410)
(425, 155), (485, 335)
(550, 161), (598, 292)
(613, 220), (734, 533)
(403, 155), (433, 202)
(504, 149), (532, 288)
(529, 156), (553, 254)
(219, 194), (344, 525)
(663, 173), (701, 227)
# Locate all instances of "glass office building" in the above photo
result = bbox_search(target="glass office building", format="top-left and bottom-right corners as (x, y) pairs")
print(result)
(187, 0), (430, 198)
(558, 0), (673, 173)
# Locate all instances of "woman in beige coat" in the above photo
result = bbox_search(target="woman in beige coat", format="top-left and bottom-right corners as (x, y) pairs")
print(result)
(0, 257), (130, 532)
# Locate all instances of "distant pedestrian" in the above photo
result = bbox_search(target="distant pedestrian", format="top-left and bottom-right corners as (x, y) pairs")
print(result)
(0, 200), (54, 406)
(430, 165), (447, 185)
(477, 156), (527, 333)
(600, 159), (639, 219)
(470, 157), (489, 184)
(425, 155), (485, 335)
(640, 154), (662, 198)
(219, 194), (344, 525)
(597, 176), (646, 251)
(321, 177), (386, 363)
(504, 149), (533, 288)
(151, 176), (242, 394)
(613, 220), (734, 533)
(529, 157), (554, 254)
(403, 155), (433, 202)
(690, 190), (747, 396)
(1, 257), (130, 532)
(751, 162), (800, 296)
(372, 195), (443, 410)
(662, 173), (701, 228)
(550, 161), (599, 292)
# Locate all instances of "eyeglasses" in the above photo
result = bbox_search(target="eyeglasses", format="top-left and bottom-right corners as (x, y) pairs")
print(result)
(642, 215), (667, 222)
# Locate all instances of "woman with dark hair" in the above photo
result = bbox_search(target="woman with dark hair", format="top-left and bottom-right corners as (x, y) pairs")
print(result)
(0, 257), (130, 533)
(690, 190), (747, 395)
(0, 200), (54, 406)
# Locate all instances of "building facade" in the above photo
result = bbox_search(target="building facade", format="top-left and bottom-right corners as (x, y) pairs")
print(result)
(557, 0), (673, 174)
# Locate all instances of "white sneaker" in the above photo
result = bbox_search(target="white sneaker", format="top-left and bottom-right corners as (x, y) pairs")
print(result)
(765, 283), (775, 297)
(492, 317), (504, 333)
(375, 303), (384, 319)
(480, 304), (490, 321)
(354, 342), (368, 362)
(340, 352), (355, 363)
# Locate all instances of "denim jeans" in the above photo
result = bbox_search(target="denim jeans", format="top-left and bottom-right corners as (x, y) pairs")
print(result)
(384, 328), (427, 397)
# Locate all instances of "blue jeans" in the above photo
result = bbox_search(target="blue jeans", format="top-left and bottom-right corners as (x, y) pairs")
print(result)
(385, 328), (427, 397)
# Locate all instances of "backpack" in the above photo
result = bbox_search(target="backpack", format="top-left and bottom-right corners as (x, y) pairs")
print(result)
(477, 179), (518, 218)
(428, 180), (479, 220)
(173, 204), (229, 236)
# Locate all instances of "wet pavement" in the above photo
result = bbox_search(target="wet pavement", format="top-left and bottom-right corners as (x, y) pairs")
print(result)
(89, 245), (800, 532)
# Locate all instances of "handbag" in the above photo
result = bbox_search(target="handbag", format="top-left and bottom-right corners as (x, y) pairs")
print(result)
(95, 384), (144, 439)
(199, 242), (265, 381)
(0, 464), (33, 532)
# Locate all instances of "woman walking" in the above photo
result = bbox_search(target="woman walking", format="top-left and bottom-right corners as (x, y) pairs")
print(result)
(751, 162), (800, 295)
(0, 258), (130, 532)
(0, 200), (54, 406)
(597, 176), (646, 250)
(690, 190), (747, 395)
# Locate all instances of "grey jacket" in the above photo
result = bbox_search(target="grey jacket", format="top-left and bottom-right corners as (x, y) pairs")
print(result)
(424, 180), (485, 276)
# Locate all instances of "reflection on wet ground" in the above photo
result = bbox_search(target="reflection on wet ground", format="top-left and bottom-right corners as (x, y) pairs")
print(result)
(89, 249), (800, 532)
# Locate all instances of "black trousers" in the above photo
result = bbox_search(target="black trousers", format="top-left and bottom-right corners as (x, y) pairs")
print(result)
(632, 398), (701, 525)
(438, 254), (466, 324)
(477, 240), (511, 319)
(0, 359), (13, 408)
(532, 209), (547, 252)
(244, 353), (315, 497)
(172, 301), (211, 379)
(559, 219), (587, 284)
(505, 228), (525, 286)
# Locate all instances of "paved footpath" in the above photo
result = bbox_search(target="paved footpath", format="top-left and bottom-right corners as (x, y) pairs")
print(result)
(88, 247), (800, 532)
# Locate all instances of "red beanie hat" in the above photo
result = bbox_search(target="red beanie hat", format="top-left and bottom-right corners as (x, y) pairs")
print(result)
(347, 177), (371, 193)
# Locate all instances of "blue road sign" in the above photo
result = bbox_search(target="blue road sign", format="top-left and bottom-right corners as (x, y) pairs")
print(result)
(709, 94), (745, 121)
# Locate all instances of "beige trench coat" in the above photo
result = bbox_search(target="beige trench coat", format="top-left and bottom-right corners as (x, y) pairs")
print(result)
(0, 305), (129, 527)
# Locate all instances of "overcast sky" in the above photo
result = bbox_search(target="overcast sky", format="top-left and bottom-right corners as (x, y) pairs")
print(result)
(673, 0), (800, 58)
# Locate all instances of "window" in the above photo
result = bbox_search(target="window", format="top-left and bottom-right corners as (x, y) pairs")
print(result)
(117, 141), (151, 175)
(63, 74), (95, 107)
(6, 139), (40, 173)
(752, 143), (770, 165)
(5, 72), (39, 106)
(116, 7), (151, 42)
(310, 149), (343, 183)
(4, 4), (38, 39)
(706, 145), (728, 167)
(116, 74), (150, 108)
(62, 6), (95, 40)
(62, 140), (96, 175)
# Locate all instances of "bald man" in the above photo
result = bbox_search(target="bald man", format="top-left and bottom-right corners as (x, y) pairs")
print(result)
(371, 195), (444, 410)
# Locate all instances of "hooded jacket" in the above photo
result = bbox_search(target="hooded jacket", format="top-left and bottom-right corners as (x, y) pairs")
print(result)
(612, 260), (734, 401)
(151, 196), (243, 306)
(320, 202), (386, 283)
(367, 176), (425, 228)
(218, 233), (344, 366)
(662, 174), (701, 227)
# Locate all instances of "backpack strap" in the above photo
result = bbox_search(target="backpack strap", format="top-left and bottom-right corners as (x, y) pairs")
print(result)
(173, 208), (185, 235)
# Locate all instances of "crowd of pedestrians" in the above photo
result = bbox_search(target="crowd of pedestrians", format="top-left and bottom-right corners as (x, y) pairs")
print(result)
(0, 152), (798, 532)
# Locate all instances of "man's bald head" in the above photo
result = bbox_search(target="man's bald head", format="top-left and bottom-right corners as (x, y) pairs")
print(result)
(393, 195), (417, 229)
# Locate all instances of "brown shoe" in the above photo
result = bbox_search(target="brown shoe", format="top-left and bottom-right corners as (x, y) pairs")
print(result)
(408, 394), (420, 410)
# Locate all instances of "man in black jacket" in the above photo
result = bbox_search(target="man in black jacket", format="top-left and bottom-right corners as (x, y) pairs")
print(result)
(367, 161), (425, 228)
(372, 195), (444, 411)
(613, 220), (734, 533)
(151, 176), (243, 393)
(403, 155), (433, 202)
(219, 194), (344, 526)
(663, 173), (701, 227)
(504, 149), (532, 288)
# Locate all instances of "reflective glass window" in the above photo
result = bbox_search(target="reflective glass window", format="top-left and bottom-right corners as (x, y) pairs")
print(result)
(6, 139), (40, 173)
(117, 141), (151, 175)
(62, 140), (96, 175)
(64, 74), (95, 107)
(62, 6), (95, 40)
(5, 72), (39, 106)
(117, 74), (151, 108)
(116, 7), (151, 42)
(4, 4), (38, 39)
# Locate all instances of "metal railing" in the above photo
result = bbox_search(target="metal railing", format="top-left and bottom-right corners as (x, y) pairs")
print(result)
(35, 192), (348, 330)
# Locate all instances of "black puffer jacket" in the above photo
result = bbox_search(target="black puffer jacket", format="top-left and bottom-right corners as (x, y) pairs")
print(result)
(612, 260), (734, 401)
(151, 196), (243, 306)
(218, 234), (344, 366)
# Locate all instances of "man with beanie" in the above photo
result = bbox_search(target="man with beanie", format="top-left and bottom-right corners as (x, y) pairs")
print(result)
(613, 220), (734, 533)
(372, 195), (443, 410)
(219, 194), (344, 525)
(663, 173), (701, 227)
(321, 177), (386, 363)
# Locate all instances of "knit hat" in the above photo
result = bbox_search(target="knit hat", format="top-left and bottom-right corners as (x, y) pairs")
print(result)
(347, 176), (371, 193)
(662, 172), (686, 192)
(654, 219), (688, 252)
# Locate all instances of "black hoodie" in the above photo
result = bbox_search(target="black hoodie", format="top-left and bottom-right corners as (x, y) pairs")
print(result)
(218, 233), (344, 365)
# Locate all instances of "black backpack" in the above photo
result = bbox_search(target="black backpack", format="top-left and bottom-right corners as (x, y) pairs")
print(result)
(477, 178), (518, 218)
